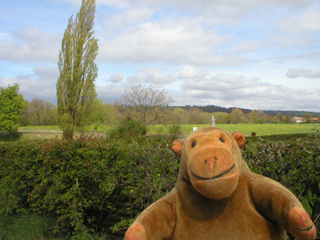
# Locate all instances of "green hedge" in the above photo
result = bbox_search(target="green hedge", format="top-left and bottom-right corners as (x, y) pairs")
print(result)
(0, 135), (319, 238)
(243, 136), (320, 238)
(0, 136), (179, 237)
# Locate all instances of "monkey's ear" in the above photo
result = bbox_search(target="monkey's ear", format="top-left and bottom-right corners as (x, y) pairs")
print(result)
(231, 132), (246, 148)
(171, 139), (185, 156)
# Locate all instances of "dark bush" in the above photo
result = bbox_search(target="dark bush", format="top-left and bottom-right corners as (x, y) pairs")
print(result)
(109, 116), (147, 139)
(168, 124), (183, 141)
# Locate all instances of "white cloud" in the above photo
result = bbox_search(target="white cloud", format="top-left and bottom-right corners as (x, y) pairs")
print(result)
(178, 66), (207, 79)
(126, 71), (176, 86)
(56, 0), (131, 9)
(97, 0), (130, 8)
(0, 76), (13, 88)
(287, 68), (320, 78)
(0, 28), (60, 62)
(98, 20), (230, 65)
(108, 73), (124, 83)
(104, 7), (154, 29)
(33, 65), (59, 79)
(227, 41), (267, 55)
(274, 35), (313, 49)
(177, 73), (320, 111)
(96, 84), (124, 102)
(279, 10), (320, 35)
(95, 0), (315, 25)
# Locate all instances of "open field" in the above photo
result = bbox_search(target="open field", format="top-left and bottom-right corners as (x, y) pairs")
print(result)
(211, 123), (320, 136)
(16, 123), (320, 140)
(148, 123), (320, 136)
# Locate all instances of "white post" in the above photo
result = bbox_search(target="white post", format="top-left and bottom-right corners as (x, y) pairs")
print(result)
(212, 116), (216, 126)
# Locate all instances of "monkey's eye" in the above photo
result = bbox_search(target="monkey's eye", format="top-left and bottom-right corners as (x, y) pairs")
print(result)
(219, 137), (225, 143)
(191, 141), (196, 147)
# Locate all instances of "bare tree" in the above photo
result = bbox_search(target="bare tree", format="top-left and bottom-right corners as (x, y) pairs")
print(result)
(120, 85), (173, 126)
(26, 98), (57, 125)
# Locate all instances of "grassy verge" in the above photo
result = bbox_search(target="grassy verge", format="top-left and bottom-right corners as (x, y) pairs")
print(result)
(19, 123), (320, 135)
(2, 123), (317, 143)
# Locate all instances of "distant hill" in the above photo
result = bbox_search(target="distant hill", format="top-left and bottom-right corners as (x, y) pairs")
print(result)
(173, 105), (320, 117)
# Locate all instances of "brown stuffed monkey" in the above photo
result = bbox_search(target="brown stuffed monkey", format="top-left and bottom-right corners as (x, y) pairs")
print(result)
(125, 127), (317, 240)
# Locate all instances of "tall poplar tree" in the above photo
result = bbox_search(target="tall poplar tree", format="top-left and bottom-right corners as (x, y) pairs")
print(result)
(57, 0), (98, 140)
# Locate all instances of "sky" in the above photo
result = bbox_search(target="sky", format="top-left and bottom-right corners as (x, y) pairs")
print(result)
(1, 0), (320, 112)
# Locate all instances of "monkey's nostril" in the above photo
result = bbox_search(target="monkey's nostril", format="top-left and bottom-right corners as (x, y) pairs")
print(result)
(205, 159), (208, 164)
(214, 157), (218, 161)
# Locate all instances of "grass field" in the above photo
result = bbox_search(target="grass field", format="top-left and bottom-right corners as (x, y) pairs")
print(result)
(17, 123), (320, 139)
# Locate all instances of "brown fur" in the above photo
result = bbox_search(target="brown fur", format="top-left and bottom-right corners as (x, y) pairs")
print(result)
(125, 127), (317, 240)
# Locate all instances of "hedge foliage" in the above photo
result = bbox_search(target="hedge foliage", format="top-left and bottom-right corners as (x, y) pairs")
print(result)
(0, 136), (179, 238)
(0, 134), (319, 238)
(243, 137), (320, 225)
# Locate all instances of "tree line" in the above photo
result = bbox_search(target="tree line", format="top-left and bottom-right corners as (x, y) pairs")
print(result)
(1, 82), (320, 136)
(18, 98), (320, 127)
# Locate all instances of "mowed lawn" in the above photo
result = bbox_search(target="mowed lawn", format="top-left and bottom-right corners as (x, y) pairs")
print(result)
(19, 123), (320, 137)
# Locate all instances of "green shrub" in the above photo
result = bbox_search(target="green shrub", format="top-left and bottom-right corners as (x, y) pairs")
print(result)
(109, 117), (147, 139)
(168, 124), (182, 141)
